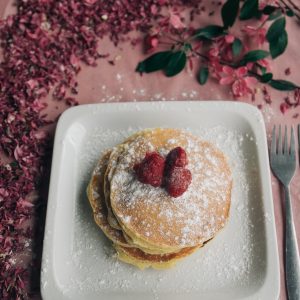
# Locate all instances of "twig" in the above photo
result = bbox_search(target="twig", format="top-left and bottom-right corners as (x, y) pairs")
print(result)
(192, 50), (238, 68)
(159, 41), (176, 46)
(166, 35), (183, 44)
(279, 0), (300, 20)
(286, 0), (300, 13)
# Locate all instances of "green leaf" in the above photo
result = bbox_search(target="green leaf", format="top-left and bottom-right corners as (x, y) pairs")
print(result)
(260, 73), (273, 83)
(254, 10), (263, 19)
(240, 0), (259, 20)
(232, 38), (243, 57)
(136, 51), (172, 73)
(263, 5), (277, 15)
(269, 30), (288, 59)
(221, 0), (240, 28)
(266, 17), (286, 42)
(259, 66), (267, 75)
(183, 43), (192, 51)
(269, 79), (298, 91)
(165, 51), (187, 77)
(286, 9), (295, 17)
(194, 25), (225, 39)
(240, 50), (269, 65)
(268, 9), (282, 21)
(198, 66), (209, 85)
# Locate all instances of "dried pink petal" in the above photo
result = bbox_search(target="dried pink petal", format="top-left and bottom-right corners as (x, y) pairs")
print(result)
(169, 13), (185, 29)
(236, 67), (248, 77)
(220, 76), (235, 85)
(232, 78), (252, 97)
(222, 65), (235, 75)
(84, 0), (97, 6)
(280, 102), (290, 114)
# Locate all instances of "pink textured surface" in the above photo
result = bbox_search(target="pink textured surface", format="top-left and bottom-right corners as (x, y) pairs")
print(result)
(1, 1), (300, 299)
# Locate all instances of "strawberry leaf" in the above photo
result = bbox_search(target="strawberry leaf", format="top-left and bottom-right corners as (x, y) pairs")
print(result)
(267, 9), (283, 20)
(240, 50), (269, 65)
(286, 9), (295, 17)
(136, 51), (172, 73)
(221, 0), (240, 28)
(269, 79), (298, 91)
(262, 5), (277, 15)
(232, 38), (243, 57)
(198, 66), (209, 85)
(260, 73), (273, 83)
(194, 25), (225, 39)
(165, 51), (187, 77)
(266, 17), (286, 42)
(269, 30), (288, 59)
(240, 0), (259, 20)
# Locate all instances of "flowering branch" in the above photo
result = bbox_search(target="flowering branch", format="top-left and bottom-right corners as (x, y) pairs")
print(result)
(136, 0), (300, 98)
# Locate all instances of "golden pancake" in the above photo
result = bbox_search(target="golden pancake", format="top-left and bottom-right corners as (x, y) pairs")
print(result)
(109, 128), (232, 252)
(114, 243), (200, 270)
(87, 150), (202, 267)
(104, 149), (123, 230)
(104, 132), (145, 231)
(87, 150), (129, 247)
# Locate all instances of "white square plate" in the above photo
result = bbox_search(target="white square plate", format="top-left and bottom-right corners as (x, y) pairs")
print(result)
(41, 101), (279, 300)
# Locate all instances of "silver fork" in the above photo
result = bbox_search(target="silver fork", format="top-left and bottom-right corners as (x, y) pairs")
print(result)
(270, 125), (300, 300)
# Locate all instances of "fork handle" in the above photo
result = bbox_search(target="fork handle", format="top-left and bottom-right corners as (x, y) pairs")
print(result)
(284, 185), (300, 300)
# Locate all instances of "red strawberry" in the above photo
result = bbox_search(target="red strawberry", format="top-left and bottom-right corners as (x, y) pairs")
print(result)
(165, 166), (192, 198)
(134, 152), (165, 187)
(165, 146), (188, 168)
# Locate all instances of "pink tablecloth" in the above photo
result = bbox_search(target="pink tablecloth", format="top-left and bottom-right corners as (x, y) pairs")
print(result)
(1, 1), (300, 299)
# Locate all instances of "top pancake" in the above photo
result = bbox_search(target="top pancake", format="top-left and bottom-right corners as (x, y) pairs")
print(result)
(109, 128), (232, 251)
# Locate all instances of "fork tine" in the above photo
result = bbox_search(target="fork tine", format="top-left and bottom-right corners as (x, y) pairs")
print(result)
(271, 125), (276, 154)
(290, 126), (295, 155)
(278, 125), (282, 154)
(283, 125), (288, 154)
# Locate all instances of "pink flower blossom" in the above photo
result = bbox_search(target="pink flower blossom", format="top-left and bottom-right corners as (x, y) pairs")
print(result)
(225, 34), (235, 44)
(209, 59), (223, 80)
(219, 66), (257, 97)
(208, 47), (219, 58)
(257, 58), (269, 68)
(215, 36), (234, 61)
(144, 34), (159, 53)
(243, 26), (266, 45)
(255, 58), (271, 74)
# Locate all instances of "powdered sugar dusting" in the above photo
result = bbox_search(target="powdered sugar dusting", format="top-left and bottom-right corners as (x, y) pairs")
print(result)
(54, 123), (266, 297)
(109, 129), (231, 247)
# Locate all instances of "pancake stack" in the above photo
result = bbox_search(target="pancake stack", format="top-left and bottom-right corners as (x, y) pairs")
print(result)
(87, 128), (232, 269)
